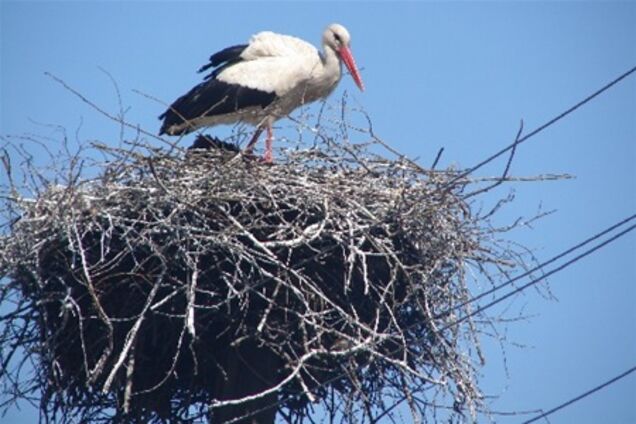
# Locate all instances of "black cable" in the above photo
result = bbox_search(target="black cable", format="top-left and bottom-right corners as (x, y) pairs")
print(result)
(522, 365), (636, 424)
(441, 65), (636, 191)
(437, 213), (636, 320)
(443, 222), (636, 332)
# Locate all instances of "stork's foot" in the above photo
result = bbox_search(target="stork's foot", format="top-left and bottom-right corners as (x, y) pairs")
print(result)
(261, 151), (274, 164)
(242, 124), (274, 164)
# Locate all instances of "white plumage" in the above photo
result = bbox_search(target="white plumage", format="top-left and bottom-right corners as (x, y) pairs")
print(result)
(159, 23), (364, 162)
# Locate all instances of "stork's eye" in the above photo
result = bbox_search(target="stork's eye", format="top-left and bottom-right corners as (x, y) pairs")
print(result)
(333, 33), (342, 44)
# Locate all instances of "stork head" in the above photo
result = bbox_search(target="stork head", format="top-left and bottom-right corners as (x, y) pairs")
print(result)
(323, 23), (365, 92)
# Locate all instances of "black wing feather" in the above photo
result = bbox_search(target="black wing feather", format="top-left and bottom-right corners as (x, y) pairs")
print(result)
(159, 43), (277, 136)
(159, 79), (276, 135)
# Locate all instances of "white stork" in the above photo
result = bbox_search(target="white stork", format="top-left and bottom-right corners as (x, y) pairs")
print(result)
(159, 23), (364, 162)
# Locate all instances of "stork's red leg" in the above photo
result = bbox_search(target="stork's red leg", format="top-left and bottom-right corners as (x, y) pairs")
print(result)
(263, 125), (274, 163)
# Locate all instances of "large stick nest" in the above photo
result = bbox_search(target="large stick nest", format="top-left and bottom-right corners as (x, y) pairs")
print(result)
(1, 122), (522, 423)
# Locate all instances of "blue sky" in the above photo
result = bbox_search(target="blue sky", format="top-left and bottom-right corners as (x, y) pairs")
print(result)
(1, 1), (635, 423)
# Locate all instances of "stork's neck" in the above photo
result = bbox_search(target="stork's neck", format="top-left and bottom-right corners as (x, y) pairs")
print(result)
(321, 44), (342, 82)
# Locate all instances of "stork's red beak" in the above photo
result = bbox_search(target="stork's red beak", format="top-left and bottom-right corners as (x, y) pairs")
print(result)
(338, 46), (365, 92)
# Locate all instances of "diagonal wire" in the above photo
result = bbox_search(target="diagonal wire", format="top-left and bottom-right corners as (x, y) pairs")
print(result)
(436, 213), (636, 321)
(440, 65), (636, 192)
(441, 220), (636, 332)
(522, 365), (636, 424)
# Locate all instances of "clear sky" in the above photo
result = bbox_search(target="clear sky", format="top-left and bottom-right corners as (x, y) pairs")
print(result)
(1, 1), (635, 423)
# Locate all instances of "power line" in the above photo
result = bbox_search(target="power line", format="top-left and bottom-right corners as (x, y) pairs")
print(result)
(437, 213), (636, 320)
(522, 365), (636, 424)
(441, 65), (636, 191)
(442, 220), (636, 332)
